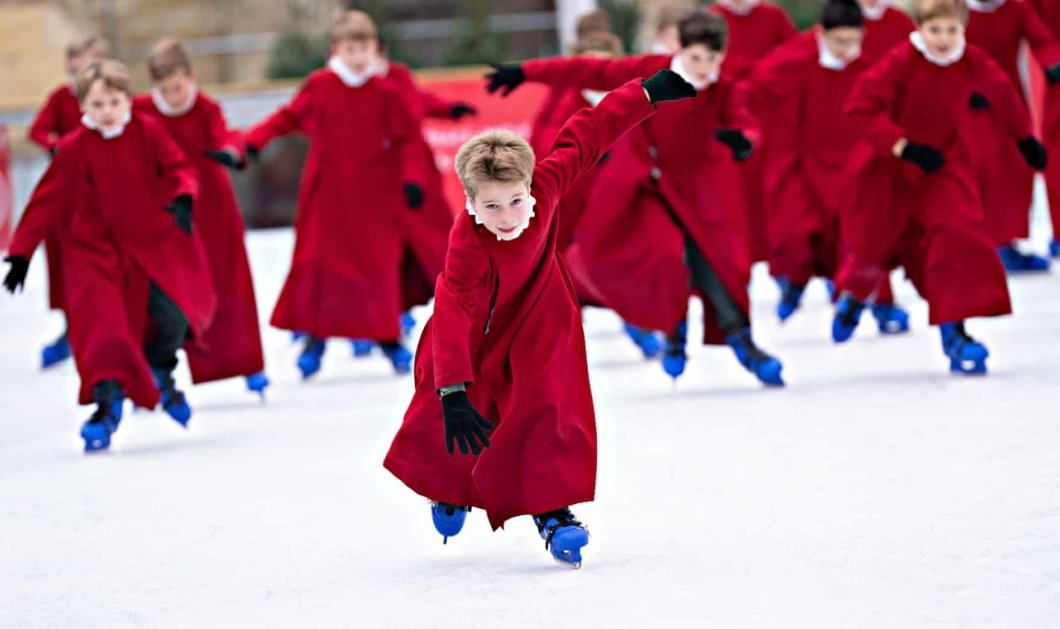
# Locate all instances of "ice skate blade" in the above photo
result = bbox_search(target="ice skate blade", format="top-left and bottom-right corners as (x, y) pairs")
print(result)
(950, 359), (987, 376)
(552, 555), (582, 569)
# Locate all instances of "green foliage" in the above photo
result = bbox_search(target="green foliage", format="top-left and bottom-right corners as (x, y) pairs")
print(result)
(266, 31), (328, 80)
(597, 0), (642, 54)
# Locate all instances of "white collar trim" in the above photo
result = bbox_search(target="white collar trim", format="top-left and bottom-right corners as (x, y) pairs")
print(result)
(966, 0), (1006, 12)
(81, 110), (132, 139)
(670, 55), (719, 91)
(818, 33), (860, 70)
(466, 193), (538, 241)
(909, 31), (966, 67)
(717, 0), (761, 16)
(328, 56), (373, 88)
(151, 85), (198, 117)
(860, 1), (888, 21)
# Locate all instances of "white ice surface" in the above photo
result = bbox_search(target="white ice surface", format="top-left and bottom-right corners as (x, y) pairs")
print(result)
(2, 203), (1059, 628)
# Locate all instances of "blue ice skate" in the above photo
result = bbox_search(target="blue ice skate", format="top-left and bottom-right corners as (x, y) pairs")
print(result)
(871, 303), (910, 335)
(998, 245), (1050, 272)
(661, 321), (688, 379)
(80, 381), (125, 452)
(297, 337), (326, 380)
(776, 278), (805, 323)
(381, 342), (413, 375)
(726, 328), (784, 386)
(939, 322), (989, 375)
(245, 372), (270, 399)
(401, 311), (417, 338)
(1050, 241), (1060, 258)
(832, 293), (866, 343)
(823, 279), (837, 301)
(41, 333), (71, 369)
(534, 508), (589, 569)
(291, 330), (308, 343)
(153, 368), (191, 427)
(623, 322), (662, 359)
(431, 502), (471, 544)
(350, 339), (374, 357)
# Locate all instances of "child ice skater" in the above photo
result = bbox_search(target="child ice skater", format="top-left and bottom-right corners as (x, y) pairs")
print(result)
(243, 11), (427, 379)
(25, 35), (109, 369)
(1030, 0), (1060, 257)
(486, 10), (786, 386)
(4, 60), (216, 451)
(384, 69), (696, 568)
(834, 0), (1047, 373)
(133, 38), (269, 397)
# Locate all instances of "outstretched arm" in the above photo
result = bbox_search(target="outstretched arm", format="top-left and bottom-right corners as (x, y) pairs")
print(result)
(487, 55), (669, 95)
(432, 224), (491, 390)
(244, 78), (315, 151)
(7, 134), (80, 261)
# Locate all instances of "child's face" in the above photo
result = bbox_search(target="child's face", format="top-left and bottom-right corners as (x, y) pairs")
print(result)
(470, 180), (533, 241)
(821, 26), (864, 61)
(67, 53), (96, 84)
(677, 43), (725, 86)
(655, 25), (681, 54)
(155, 69), (196, 110)
(919, 17), (964, 58)
(82, 80), (130, 133)
(334, 38), (379, 75)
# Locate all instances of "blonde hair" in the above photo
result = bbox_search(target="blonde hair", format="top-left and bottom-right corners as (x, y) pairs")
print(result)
(330, 10), (378, 44)
(66, 35), (110, 60)
(76, 59), (130, 102)
(576, 9), (613, 38)
(571, 31), (623, 57)
(455, 131), (536, 198)
(913, 0), (969, 25)
(147, 37), (193, 81)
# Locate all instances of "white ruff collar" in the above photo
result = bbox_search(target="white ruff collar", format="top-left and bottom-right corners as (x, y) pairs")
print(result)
(818, 33), (861, 70)
(581, 89), (608, 108)
(328, 56), (373, 88)
(466, 194), (538, 241)
(718, 0), (761, 16)
(966, 0), (1006, 12)
(860, 1), (888, 21)
(909, 31), (966, 67)
(670, 55), (719, 91)
(150, 85), (198, 117)
(81, 110), (132, 139)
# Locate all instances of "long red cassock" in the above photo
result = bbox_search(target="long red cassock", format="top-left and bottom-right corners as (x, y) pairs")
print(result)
(520, 54), (758, 344)
(712, 2), (798, 263)
(1029, 0), (1060, 241)
(839, 41), (1025, 325)
(966, 0), (1060, 244)
(26, 84), (82, 312)
(383, 61), (456, 311)
(9, 114), (216, 408)
(385, 80), (655, 530)
(133, 92), (265, 384)
(860, 5), (916, 60)
(244, 68), (428, 340)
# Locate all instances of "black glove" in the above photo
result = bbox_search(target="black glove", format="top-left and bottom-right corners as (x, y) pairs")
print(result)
(1046, 63), (1060, 84)
(203, 149), (243, 170)
(641, 68), (697, 106)
(1018, 136), (1048, 170)
(449, 103), (477, 120)
(404, 183), (424, 210)
(900, 143), (945, 173)
(485, 63), (525, 97)
(715, 129), (753, 161)
(440, 391), (494, 455)
(164, 194), (194, 234)
(969, 91), (990, 110)
(246, 145), (260, 162)
(3, 255), (28, 294)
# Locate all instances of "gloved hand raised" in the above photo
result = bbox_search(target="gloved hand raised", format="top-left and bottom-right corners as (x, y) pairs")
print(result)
(641, 68), (697, 106)
(485, 64), (526, 97)
(440, 390), (494, 455)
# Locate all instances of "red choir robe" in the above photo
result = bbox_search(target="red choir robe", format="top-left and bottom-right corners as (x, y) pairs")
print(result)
(9, 114), (216, 408)
(244, 65), (428, 340)
(840, 39), (1028, 324)
(1028, 0), (1060, 242)
(384, 80), (656, 529)
(860, 4), (916, 60)
(519, 54), (759, 343)
(133, 91), (265, 383)
(713, 1), (799, 262)
(26, 84), (83, 312)
(966, 0), (1060, 243)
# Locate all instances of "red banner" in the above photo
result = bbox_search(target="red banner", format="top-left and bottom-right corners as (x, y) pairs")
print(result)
(0, 126), (12, 251)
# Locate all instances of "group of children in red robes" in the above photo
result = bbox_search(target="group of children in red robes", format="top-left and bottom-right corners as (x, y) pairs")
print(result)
(5, 1), (1059, 569)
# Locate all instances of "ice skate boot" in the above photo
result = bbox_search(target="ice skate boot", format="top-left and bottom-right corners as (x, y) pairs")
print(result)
(533, 508), (589, 569)
(661, 321), (688, 379)
(41, 332), (71, 369)
(623, 322), (662, 359)
(381, 342), (412, 374)
(832, 293), (865, 343)
(80, 381), (125, 452)
(998, 245), (1050, 272)
(350, 339), (373, 357)
(153, 368), (191, 427)
(245, 372), (270, 399)
(400, 311), (417, 338)
(776, 278), (805, 323)
(871, 303), (910, 335)
(1050, 241), (1060, 259)
(940, 322), (989, 375)
(726, 328), (784, 386)
(431, 502), (471, 544)
(297, 337), (326, 380)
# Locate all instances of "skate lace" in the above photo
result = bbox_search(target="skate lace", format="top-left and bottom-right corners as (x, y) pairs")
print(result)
(87, 401), (113, 425)
(535, 508), (582, 550)
(157, 374), (186, 408)
(946, 327), (979, 353)
(732, 330), (771, 365)
(666, 326), (687, 357)
(836, 298), (863, 327)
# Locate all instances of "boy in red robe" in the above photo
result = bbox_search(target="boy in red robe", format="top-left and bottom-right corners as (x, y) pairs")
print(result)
(4, 60), (216, 451)
(486, 10), (786, 387)
(858, 0), (917, 58)
(748, 0), (911, 334)
(1029, 0), (1060, 257)
(26, 35), (109, 369)
(965, 0), (1060, 271)
(834, 0), (1047, 374)
(134, 38), (269, 397)
(384, 68), (696, 569)
(243, 11), (428, 379)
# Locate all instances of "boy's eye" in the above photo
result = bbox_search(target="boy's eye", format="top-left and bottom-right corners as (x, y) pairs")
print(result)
(486, 204), (498, 210)
(512, 198), (522, 206)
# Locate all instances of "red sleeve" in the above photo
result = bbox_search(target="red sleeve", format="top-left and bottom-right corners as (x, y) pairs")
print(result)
(775, 7), (799, 45)
(844, 47), (911, 154)
(522, 55), (669, 91)
(244, 76), (315, 150)
(721, 78), (763, 145)
(432, 221), (490, 389)
(534, 79), (656, 203)
(974, 51), (1036, 141)
(744, 40), (806, 118)
(201, 97), (242, 151)
(419, 88), (455, 119)
(8, 134), (80, 258)
(27, 89), (63, 153)
(382, 88), (429, 188)
(1019, 2), (1060, 70)
(145, 118), (199, 202)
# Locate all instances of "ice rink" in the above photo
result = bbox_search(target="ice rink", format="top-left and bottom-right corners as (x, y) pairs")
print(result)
(3, 218), (1059, 628)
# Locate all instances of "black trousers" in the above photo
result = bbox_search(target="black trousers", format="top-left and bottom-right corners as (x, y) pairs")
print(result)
(144, 283), (189, 372)
(683, 233), (748, 336)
